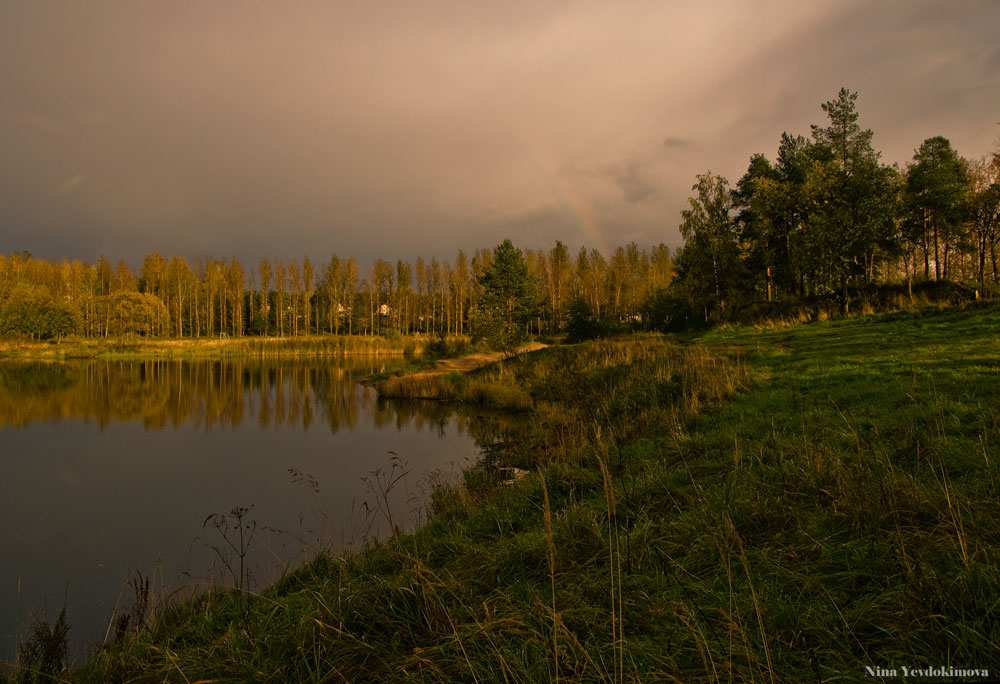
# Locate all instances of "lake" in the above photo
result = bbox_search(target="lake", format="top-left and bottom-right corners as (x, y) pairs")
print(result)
(0, 357), (486, 661)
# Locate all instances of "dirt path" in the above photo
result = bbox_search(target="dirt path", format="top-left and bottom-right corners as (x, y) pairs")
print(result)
(415, 342), (547, 376)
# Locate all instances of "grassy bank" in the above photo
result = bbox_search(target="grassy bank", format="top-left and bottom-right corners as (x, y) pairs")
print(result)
(0, 334), (425, 360)
(10, 305), (1000, 682)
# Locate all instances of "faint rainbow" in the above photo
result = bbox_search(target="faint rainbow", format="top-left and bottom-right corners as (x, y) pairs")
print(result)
(507, 126), (613, 258)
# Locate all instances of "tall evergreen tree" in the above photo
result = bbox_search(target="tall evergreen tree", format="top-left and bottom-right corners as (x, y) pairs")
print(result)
(906, 136), (969, 280)
(810, 88), (877, 172)
(805, 88), (898, 303)
(732, 153), (782, 299)
(474, 239), (538, 351)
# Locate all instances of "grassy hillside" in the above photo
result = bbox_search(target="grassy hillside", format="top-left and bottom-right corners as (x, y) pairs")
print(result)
(10, 304), (999, 682)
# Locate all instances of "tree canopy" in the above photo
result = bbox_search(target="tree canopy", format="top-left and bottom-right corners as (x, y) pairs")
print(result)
(670, 87), (996, 325)
(906, 136), (969, 280)
(674, 172), (746, 320)
(0, 284), (79, 339)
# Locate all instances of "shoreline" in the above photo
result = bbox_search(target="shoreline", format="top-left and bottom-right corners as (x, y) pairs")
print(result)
(0, 334), (428, 360)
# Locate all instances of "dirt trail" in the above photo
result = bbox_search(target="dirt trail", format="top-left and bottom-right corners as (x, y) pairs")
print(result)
(415, 342), (547, 376)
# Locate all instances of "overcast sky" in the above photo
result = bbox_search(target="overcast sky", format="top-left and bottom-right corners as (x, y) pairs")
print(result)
(1, 1), (998, 268)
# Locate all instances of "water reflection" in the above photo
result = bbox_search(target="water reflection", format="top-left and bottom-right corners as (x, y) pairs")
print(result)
(0, 359), (480, 438)
(0, 358), (495, 659)
(0, 359), (372, 431)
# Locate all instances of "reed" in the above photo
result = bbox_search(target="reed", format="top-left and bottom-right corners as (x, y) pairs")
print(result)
(0, 334), (424, 361)
(539, 468), (559, 682)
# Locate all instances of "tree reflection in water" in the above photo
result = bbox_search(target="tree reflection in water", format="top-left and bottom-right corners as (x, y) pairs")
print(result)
(0, 359), (395, 432)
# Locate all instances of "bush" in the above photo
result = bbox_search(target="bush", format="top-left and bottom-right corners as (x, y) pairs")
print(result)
(15, 606), (69, 682)
(640, 288), (707, 332)
(0, 285), (80, 340)
(564, 296), (631, 342)
(424, 332), (451, 358)
(564, 297), (599, 343)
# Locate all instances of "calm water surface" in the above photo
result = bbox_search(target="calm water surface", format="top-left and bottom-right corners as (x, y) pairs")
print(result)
(0, 358), (485, 659)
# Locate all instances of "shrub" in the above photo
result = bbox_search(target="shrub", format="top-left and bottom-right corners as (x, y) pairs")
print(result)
(0, 285), (80, 340)
(424, 332), (451, 358)
(15, 606), (69, 682)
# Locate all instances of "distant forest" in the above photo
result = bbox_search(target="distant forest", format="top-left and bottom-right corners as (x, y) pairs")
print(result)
(1, 89), (998, 341)
(0, 242), (673, 341)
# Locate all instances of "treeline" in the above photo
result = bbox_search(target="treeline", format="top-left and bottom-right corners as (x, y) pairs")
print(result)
(669, 88), (1000, 324)
(0, 241), (673, 340)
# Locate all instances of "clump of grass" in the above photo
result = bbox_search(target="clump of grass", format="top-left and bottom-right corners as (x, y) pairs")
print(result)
(377, 372), (455, 400)
(460, 378), (533, 411)
(7, 607), (70, 684)
(110, 571), (152, 644)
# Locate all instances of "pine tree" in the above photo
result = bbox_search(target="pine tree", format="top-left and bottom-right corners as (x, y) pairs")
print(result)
(473, 239), (538, 351)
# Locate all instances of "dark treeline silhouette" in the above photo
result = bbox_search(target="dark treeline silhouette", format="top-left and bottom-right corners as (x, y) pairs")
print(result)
(0, 241), (673, 340)
(668, 88), (1000, 325)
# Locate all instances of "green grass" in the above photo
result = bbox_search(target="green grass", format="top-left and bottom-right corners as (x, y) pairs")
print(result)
(7, 304), (999, 682)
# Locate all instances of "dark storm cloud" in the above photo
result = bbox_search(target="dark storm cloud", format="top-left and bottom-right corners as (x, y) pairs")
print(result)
(604, 162), (659, 204)
(661, 137), (698, 150)
(0, 1), (997, 267)
(703, 0), (1000, 173)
